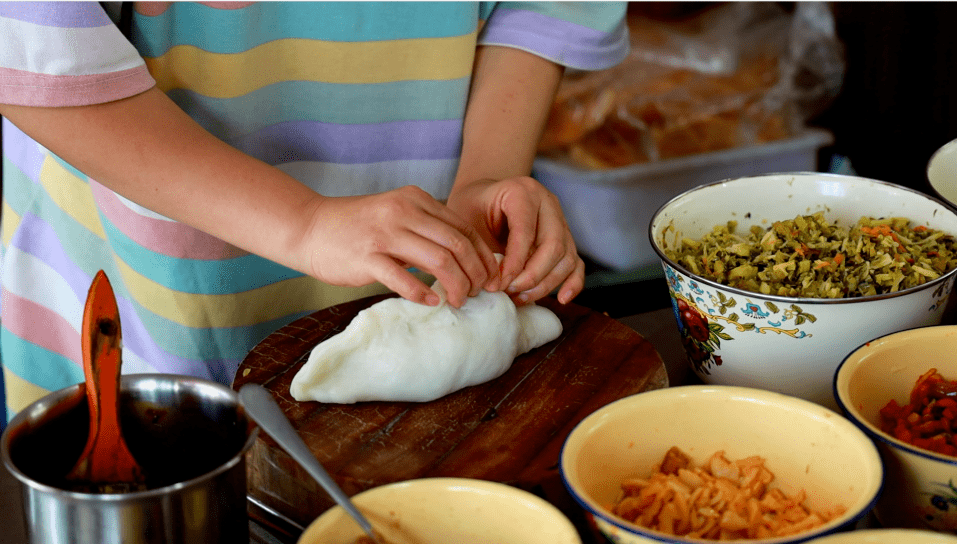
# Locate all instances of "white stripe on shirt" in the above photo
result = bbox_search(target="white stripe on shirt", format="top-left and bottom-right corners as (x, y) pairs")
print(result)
(0, 16), (144, 76)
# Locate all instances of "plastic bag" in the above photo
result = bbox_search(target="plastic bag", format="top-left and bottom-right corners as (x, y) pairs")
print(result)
(538, 2), (845, 170)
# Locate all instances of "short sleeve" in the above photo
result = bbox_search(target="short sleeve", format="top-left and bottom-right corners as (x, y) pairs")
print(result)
(478, 1), (629, 71)
(0, 1), (155, 107)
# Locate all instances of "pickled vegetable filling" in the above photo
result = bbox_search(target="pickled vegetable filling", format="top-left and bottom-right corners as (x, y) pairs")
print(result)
(661, 213), (957, 298)
(880, 368), (957, 457)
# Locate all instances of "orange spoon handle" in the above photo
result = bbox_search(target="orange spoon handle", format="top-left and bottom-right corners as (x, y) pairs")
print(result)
(67, 270), (144, 485)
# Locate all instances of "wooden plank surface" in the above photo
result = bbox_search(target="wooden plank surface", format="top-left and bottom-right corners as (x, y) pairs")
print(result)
(232, 295), (669, 537)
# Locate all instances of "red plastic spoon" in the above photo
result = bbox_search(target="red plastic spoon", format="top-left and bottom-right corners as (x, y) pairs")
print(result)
(65, 270), (146, 492)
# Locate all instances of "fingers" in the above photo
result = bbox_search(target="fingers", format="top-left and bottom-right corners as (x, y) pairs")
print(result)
(490, 179), (585, 305)
(391, 230), (479, 308)
(306, 187), (501, 308)
(366, 255), (443, 306)
(413, 196), (501, 296)
(508, 242), (584, 305)
(374, 187), (499, 307)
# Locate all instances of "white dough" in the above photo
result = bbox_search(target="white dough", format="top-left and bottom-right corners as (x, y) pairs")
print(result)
(289, 281), (563, 404)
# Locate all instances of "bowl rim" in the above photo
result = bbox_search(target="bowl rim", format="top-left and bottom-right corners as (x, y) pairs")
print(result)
(834, 325), (957, 466)
(927, 137), (957, 212)
(0, 373), (259, 501)
(812, 527), (957, 543)
(647, 171), (957, 305)
(559, 384), (884, 544)
(298, 476), (582, 542)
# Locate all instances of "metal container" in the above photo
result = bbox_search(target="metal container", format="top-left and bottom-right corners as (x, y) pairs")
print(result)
(1, 374), (258, 544)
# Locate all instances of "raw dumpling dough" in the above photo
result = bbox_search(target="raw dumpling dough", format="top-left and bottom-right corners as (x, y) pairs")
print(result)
(289, 280), (563, 404)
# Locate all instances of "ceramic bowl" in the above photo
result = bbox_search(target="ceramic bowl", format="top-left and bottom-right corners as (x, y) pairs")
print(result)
(927, 138), (957, 211)
(809, 528), (957, 543)
(560, 385), (883, 544)
(296, 477), (582, 544)
(649, 172), (957, 410)
(835, 325), (957, 533)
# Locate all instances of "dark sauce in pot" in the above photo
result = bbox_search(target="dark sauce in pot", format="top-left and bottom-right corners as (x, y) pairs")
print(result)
(8, 388), (251, 494)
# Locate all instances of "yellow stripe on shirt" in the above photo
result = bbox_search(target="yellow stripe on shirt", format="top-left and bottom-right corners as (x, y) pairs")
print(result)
(145, 33), (478, 98)
(1, 201), (21, 248)
(38, 155), (105, 240)
(3, 367), (51, 417)
(114, 257), (402, 328)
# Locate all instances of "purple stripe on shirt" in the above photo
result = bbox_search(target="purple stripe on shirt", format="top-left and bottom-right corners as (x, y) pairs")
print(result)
(9, 212), (225, 380)
(105, 281), (224, 381)
(10, 212), (94, 303)
(1, 118), (45, 182)
(230, 118), (463, 166)
(0, 2), (113, 28)
(480, 8), (628, 70)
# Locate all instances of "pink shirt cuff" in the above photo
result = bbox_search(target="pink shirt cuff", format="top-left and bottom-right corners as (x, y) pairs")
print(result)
(0, 65), (156, 107)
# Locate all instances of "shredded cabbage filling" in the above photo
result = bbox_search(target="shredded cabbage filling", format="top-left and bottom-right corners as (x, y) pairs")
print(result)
(661, 213), (957, 298)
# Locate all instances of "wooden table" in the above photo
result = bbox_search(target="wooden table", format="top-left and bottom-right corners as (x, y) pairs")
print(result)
(0, 304), (680, 544)
(234, 295), (672, 543)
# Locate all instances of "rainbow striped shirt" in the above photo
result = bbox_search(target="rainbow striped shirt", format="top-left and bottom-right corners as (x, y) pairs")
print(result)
(0, 1), (628, 422)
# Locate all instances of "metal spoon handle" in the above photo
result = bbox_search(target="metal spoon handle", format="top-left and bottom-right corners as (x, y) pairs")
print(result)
(239, 384), (380, 542)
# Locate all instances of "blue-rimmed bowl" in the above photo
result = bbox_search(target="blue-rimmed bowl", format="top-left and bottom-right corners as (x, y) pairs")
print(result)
(809, 528), (957, 543)
(649, 172), (957, 411)
(835, 326), (957, 533)
(560, 385), (883, 544)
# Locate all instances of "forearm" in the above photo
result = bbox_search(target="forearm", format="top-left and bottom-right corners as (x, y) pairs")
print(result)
(0, 87), (322, 275)
(452, 45), (564, 190)
(448, 46), (583, 305)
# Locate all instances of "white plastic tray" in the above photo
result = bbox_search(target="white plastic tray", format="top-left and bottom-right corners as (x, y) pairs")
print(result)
(533, 128), (834, 276)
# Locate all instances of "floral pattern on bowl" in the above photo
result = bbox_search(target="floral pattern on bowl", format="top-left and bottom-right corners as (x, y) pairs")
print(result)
(665, 264), (818, 376)
(918, 479), (957, 533)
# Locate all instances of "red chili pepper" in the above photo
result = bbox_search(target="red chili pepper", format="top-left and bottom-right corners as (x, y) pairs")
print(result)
(881, 369), (957, 457)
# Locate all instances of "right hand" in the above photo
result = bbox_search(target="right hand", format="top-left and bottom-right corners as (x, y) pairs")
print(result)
(302, 185), (501, 308)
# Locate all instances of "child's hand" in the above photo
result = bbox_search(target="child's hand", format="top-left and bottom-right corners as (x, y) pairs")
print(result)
(304, 185), (501, 308)
(447, 176), (585, 305)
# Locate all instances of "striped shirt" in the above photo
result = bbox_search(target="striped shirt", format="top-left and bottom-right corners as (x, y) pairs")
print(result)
(0, 1), (628, 422)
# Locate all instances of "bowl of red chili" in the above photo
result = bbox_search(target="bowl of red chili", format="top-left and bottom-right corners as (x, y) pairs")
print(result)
(834, 325), (957, 533)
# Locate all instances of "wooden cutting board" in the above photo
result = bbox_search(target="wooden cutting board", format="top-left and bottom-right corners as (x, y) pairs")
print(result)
(233, 294), (669, 535)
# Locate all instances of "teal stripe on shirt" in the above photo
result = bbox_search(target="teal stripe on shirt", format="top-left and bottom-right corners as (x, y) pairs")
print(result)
(100, 217), (304, 294)
(133, 1), (479, 57)
(3, 163), (119, 298)
(132, 303), (312, 361)
(1, 328), (85, 393)
(26, 185), (136, 296)
(2, 155), (34, 216)
(166, 77), (470, 139)
(8, 176), (291, 298)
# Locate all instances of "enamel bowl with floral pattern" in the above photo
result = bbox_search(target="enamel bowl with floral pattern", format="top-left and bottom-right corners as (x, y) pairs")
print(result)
(649, 172), (957, 410)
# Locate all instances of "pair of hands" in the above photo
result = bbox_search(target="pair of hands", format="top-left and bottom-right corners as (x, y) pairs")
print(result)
(305, 176), (585, 308)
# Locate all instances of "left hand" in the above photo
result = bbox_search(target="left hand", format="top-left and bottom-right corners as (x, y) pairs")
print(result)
(447, 176), (585, 305)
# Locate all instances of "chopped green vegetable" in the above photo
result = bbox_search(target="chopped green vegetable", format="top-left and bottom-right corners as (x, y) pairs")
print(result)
(660, 213), (957, 298)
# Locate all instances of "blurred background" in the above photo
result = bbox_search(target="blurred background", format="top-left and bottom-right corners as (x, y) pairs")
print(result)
(550, 1), (957, 316)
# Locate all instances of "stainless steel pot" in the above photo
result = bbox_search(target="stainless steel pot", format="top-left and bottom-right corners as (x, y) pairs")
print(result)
(0, 374), (258, 544)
